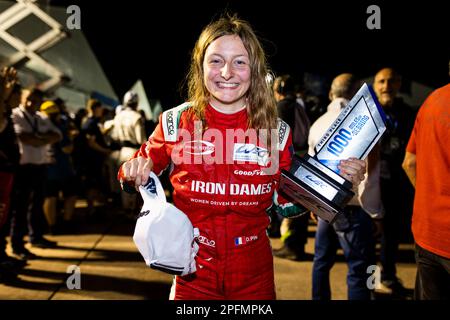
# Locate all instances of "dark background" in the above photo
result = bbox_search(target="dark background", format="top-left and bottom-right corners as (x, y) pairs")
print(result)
(51, 0), (449, 108)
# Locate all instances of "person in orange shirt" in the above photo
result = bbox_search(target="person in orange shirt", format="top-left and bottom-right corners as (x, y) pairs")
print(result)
(402, 82), (450, 300)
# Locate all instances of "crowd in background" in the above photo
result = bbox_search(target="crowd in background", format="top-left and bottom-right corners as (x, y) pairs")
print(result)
(0, 67), (157, 281)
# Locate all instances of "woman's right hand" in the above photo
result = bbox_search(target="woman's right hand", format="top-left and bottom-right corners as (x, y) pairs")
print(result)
(121, 156), (154, 189)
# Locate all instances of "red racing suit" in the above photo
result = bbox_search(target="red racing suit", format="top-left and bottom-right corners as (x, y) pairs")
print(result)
(118, 103), (304, 299)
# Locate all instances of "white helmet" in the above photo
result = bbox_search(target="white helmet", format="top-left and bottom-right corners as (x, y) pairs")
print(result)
(123, 91), (139, 106)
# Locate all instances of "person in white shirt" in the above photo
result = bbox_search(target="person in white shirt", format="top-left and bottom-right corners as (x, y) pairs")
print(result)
(309, 73), (383, 300)
(109, 91), (147, 214)
(9, 88), (62, 260)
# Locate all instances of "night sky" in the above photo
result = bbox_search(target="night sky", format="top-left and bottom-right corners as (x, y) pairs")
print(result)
(52, 0), (449, 108)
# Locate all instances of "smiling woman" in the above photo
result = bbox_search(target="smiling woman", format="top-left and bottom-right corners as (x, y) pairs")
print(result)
(117, 13), (367, 300)
(187, 15), (278, 136)
(203, 34), (251, 112)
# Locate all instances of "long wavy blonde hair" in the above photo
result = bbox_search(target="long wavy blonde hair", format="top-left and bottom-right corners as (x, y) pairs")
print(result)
(186, 14), (278, 137)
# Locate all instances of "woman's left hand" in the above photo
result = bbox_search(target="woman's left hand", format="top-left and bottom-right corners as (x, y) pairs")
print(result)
(338, 157), (366, 187)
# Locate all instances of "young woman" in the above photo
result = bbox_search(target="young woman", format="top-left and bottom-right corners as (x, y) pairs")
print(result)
(118, 15), (366, 300)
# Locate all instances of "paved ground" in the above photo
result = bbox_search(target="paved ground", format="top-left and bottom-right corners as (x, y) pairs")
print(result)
(0, 202), (416, 300)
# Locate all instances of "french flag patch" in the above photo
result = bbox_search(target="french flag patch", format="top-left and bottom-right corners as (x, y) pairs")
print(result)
(235, 237), (247, 246)
(234, 235), (258, 246)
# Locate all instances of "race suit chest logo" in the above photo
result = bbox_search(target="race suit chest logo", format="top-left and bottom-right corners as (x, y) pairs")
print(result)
(183, 140), (215, 155)
(233, 143), (269, 166)
(233, 169), (266, 176)
(191, 180), (272, 196)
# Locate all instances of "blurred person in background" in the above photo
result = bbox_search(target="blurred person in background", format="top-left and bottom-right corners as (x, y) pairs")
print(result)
(271, 74), (311, 261)
(309, 74), (383, 300)
(9, 88), (61, 260)
(0, 67), (25, 281)
(109, 91), (147, 216)
(373, 67), (416, 295)
(40, 101), (77, 235)
(79, 99), (112, 219)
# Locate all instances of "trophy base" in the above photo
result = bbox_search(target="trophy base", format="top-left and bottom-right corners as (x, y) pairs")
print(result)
(280, 155), (354, 223)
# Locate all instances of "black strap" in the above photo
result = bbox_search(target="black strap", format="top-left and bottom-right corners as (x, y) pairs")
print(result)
(150, 262), (184, 275)
(121, 141), (142, 149)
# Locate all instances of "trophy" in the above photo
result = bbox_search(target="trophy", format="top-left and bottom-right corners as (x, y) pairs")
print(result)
(280, 83), (386, 223)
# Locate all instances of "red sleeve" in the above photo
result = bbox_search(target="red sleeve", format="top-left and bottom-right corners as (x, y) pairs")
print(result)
(117, 114), (171, 183)
(144, 114), (172, 175)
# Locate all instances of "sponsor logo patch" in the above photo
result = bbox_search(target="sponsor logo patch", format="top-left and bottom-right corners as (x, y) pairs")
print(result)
(278, 120), (288, 146)
(233, 143), (269, 166)
(197, 235), (216, 247)
(183, 140), (215, 155)
(166, 110), (175, 135)
(233, 169), (266, 176)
